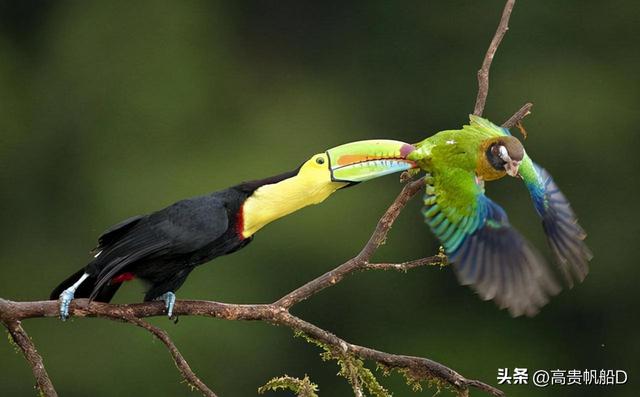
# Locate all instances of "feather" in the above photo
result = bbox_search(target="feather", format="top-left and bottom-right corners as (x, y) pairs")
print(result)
(519, 158), (592, 287)
(421, 167), (562, 317)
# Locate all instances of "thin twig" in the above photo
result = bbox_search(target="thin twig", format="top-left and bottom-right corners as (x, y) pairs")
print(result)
(502, 102), (533, 129)
(362, 256), (445, 272)
(473, 0), (516, 116)
(120, 316), (218, 397)
(1, 318), (58, 397)
(274, 177), (426, 309)
(356, 177), (427, 261)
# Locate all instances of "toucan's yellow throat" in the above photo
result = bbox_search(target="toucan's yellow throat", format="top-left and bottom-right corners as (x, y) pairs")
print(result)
(240, 153), (345, 238)
(238, 140), (417, 238)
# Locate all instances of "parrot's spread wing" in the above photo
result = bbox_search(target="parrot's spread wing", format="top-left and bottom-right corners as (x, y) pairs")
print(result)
(422, 168), (561, 316)
(518, 157), (592, 286)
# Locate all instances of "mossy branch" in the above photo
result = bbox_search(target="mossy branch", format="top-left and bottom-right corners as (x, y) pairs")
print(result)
(258, 375), (319, 397)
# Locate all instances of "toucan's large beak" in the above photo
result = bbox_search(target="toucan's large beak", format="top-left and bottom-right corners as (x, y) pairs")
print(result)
(326, 140), (418, 183)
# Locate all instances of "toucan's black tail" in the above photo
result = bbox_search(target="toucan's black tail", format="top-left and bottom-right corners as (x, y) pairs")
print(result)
(49, 268), (122, 303)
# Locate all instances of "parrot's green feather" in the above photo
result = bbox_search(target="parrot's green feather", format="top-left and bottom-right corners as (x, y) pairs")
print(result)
(467, 115), (512, 137)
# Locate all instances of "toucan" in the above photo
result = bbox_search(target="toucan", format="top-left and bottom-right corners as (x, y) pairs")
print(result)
(50, 140), (417, 320)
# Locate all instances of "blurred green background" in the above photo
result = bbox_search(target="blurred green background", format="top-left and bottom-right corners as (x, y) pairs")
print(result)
(1, 1), (638, 396)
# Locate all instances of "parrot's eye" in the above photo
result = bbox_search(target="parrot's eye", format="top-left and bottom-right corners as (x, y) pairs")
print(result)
(498, 146), (510, 162)
(487, 144), (508, 171)
(315, 157), (325, 165)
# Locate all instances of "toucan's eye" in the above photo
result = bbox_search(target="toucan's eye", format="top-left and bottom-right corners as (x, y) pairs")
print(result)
(315, 157), (325, 165)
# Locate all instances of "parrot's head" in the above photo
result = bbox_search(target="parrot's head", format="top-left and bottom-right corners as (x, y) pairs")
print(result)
(485, 136), (524, 177)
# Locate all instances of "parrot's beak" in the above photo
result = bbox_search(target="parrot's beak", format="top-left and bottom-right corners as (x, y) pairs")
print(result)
(505, 160), (521, 177)
(326, 140), (418, 183)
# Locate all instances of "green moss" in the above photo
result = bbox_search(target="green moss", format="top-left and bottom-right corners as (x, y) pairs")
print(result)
(6, 329), (20, 354)
(436, 246), (449, 268)
(291, 331), (468, 396)
(294, 331), (390, 397)
(258, 374), (319, 397)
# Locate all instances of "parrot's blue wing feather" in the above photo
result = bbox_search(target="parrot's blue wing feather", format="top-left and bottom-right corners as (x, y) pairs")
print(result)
(519, 158), (592, 286)
(423, 170), (560, 317)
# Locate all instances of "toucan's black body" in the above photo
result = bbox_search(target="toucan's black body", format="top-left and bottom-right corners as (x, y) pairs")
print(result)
(50, 170), (297, 303)
(50, 140), (416, 319)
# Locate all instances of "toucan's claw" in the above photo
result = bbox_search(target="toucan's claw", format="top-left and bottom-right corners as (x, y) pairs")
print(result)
(158, 291), (176, 318)
(56, 272), (90, 321)
(59, 289), (75, 321)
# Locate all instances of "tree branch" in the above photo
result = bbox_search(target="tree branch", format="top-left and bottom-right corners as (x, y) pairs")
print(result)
(473, 0), (533, 135)
(0, 317), (57, 397)
(119, 316), (218, 397)
(274, 177), (426, 309)
(473, 0), (516, 116)
(362, 256), (445, 272)
(501, 102), (533, 129)
(0, 298), (503, 397)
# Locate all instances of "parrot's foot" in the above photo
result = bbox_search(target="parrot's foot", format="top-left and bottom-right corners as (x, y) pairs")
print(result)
(437, 246), (449, 268)
(400, 168), (421, 183)
(58, 289), (75, 321)
(158, 292), (176, 318)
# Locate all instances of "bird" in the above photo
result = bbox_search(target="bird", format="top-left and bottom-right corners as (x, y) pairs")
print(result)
(402, 115), (592, 316)
(50, 140), (417, 320)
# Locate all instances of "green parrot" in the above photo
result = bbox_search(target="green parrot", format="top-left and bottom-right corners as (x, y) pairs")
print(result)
(403, 116), (592, 317)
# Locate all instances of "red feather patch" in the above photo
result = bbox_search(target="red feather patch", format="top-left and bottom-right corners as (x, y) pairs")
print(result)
(235, 204), (245, 239)
(111, 272), (135, 284)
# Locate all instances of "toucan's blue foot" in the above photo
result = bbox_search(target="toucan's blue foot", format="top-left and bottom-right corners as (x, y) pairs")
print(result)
(56, 272), (90, 321)
(59, 289), (75, 321)
(158, 292), (176, 318)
